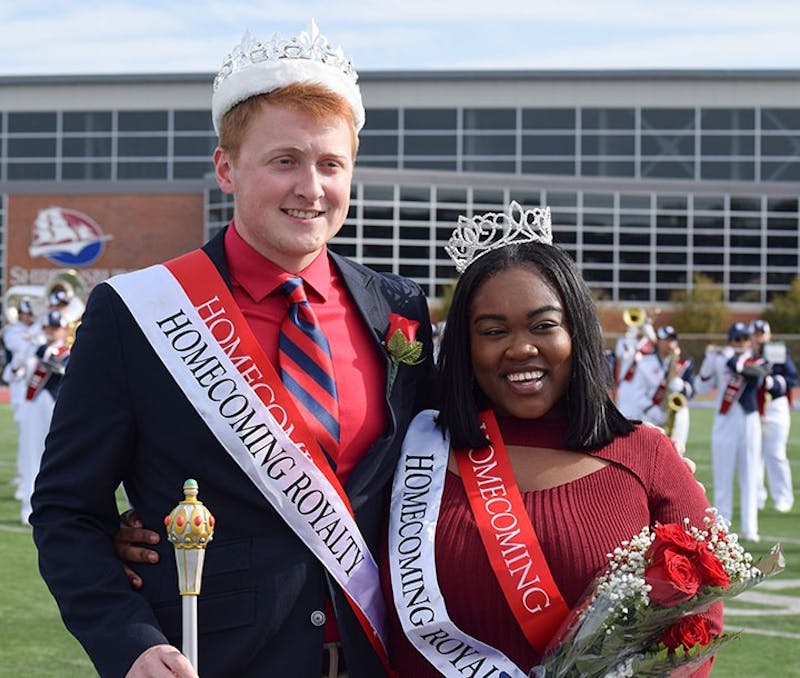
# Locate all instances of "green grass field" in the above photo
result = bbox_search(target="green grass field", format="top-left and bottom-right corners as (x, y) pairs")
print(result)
(0, 402), (798, 676)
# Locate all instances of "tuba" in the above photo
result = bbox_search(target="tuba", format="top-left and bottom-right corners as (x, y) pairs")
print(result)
(44, 269), (86, 345)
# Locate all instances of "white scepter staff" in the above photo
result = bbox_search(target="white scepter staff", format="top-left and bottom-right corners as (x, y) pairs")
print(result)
(164, 479), (215, 671)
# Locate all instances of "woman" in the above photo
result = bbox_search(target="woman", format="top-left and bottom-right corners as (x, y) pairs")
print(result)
(385, 205), (721, 677)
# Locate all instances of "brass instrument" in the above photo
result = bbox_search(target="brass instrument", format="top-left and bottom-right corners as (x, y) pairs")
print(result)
(664, 347), (687, 438)
(44, 269), (85, 347)
(622, 306), (658, 344)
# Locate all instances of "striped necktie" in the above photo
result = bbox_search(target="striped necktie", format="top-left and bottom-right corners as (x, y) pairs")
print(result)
(278, 276), (340, 458)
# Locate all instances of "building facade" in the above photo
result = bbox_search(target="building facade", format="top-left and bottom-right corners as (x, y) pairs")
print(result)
(2, 70), (800, 312)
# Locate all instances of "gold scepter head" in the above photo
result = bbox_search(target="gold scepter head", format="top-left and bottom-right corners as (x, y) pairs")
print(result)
(164, 479), (215, 596)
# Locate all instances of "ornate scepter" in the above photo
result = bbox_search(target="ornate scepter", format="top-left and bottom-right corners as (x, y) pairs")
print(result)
(164, 479), (215, 671)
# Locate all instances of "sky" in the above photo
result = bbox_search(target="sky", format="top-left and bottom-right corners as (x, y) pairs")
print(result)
(2, 1), (800, 76)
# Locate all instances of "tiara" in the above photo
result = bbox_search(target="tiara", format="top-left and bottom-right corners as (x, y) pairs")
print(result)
(213, 21), (357, 93)
(445, 201), (553, 273)
(211, 20), (364, 134)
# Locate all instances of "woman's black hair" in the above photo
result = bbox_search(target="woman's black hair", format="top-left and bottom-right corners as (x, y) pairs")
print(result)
(437, 241), (635, 450)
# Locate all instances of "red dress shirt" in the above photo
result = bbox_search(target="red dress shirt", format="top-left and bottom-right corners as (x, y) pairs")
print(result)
(224, 223), (387, 485)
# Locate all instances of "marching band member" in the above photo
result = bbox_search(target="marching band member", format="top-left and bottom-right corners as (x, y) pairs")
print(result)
(613, 320), (654, 418)
(1, 298), (45, 501)
(694, 322), (766, 541)
(628, 325), (694, 453)
(17, 310), (70, 525)
(751, 319), (796, 513)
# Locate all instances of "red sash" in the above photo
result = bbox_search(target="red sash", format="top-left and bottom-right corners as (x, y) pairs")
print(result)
(164, 250), (393, 674)
(454, 410), (570, 654)
(25, 364), (50, 401)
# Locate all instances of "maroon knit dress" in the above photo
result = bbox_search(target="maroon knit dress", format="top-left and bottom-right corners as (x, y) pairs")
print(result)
(383, 416), (722, 677)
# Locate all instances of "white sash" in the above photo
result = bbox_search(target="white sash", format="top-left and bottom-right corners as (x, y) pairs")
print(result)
(389, 410), (527, 678)
(107, 264), (386, 646)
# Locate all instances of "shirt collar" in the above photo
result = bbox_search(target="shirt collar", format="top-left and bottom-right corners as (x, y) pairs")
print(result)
(224, 222), (333, 303)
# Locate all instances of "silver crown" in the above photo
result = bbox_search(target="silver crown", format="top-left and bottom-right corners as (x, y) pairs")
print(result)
(213, 20), (358, 93)
(445, 201), (552, 274)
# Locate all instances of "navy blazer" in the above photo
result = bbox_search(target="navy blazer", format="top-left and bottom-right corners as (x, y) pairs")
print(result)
(31, 229), (434, 678)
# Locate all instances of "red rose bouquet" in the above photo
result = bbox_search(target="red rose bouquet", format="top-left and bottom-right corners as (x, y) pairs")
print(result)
(529, 509), (785, 677)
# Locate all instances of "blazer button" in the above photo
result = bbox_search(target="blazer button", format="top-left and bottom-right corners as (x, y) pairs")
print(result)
(310, 610), (327, 627)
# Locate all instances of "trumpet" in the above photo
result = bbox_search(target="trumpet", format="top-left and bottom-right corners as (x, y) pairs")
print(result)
(622, 306), (658, 344)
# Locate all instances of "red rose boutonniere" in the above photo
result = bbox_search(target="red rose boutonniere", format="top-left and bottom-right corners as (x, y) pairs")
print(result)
(384, 313), (424, 394)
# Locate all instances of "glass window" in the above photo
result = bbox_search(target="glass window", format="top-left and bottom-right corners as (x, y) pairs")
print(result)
(463, 108), (516, 130)
(359, 135), (398, 155)
(620, 214), (649, 229)
(8, 112), (56, 133)
(701, 135), (756, 155)
(7, 162), (56, 179)
(399, 206), (430, 221)
(694, 251), (724, 266)
(761, 161), (800, 181)
(581, 135), (635, 155)
(701, 109), (755, 130)
(363, 185), (395, 201)
(581, 108), (634, 130)
(693, 196), (724, 211)
(619, 232), (651, 247)
(641, 109), (694, 130)
(399, 186), (430, 203)
(357, 159), (396, 168)
(174, 136), (216, 157)
(657, 233), (687, 247)
(473, 189), (505, 204)
(522, 135), (575, 155)
(62, 137), (112, 157)
(437, 188), (467, 203)
(767, 198), (797, 212)
(118, 136), (168, 156)
(117, 161), (167, 179)
(174, 110), (214, 131)
(404, 108), (456, 130)
(657, 213), (688, 228)
(619, 250), (651, 264)
(118, 111), (168, 131)
(522, 161), (575, 175)
(546, 192), (577, 207)
(403, 159), (457, 170)
(767, 234), (798, 249)
(404, 135), (456, 155)
(462, 160), (515, 172)
(581, 160), (634, 177)
(463, 134), (516, 155)
(364, 109), (399, 130)
(641, 134), (694, 155)
(584, 194), (614, 209)
(63, 111), (112, 132)
(620, 194), (650, 209)
(174, 162), (213, 179)
(62, 161), (112, 180)
(522, 108), (575, 129)
(641, 161), (694, 179)
(7, 138), (57, 156)
(767, 216), (798, 230)
(730, 199), (760, 213)
(700, 161), (754, 180)
(762, 109), (800, 130)
(400, 245), (430, 258)
(761, 134), (800, 156)
(658, 193), (689, 210)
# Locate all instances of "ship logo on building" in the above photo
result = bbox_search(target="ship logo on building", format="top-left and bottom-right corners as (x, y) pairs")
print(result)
(29, 206), (112, 266)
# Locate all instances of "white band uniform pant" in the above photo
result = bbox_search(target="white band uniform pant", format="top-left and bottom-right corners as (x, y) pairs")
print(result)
(711, 403), (762, 539)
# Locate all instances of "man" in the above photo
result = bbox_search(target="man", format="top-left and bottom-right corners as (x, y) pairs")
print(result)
(694, 321), (766, 541)
(628, 324), (694, 453)
(17, 309), (70, 524)
(613, 321), (655, 418)
(750, 319), (796, 513)
(1, 298), (44, 500)
(31, 22), (433, 678)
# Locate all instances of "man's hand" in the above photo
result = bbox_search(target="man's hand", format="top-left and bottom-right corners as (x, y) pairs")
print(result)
(124, 645), (198, 678)
(115, 509), (161, 590)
